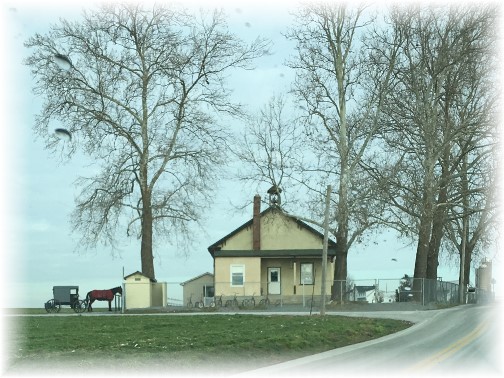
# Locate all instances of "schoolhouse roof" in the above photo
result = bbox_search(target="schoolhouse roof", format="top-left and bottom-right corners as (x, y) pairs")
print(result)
(207, 206), (337, 256)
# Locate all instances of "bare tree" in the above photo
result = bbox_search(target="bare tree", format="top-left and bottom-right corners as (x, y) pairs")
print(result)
(230, 95), (305, 207)
(445, 135), (499, 288)
(285, 4), (400, 300)
(373, 4), (499, 290)
(24, 4), (269, 279)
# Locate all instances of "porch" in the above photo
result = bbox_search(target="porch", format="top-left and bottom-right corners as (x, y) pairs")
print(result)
(213, 252), (335, 303)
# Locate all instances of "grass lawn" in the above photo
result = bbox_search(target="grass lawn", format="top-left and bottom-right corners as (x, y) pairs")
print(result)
(6, 313), (412, 373)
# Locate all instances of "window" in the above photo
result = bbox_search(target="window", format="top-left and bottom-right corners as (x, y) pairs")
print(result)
(203, 285), (214, 298)
(300, 263), (314, 285)
(230, 265), (245, 287)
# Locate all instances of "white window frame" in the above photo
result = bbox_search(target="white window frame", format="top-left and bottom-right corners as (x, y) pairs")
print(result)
(230, 264), (245, 287)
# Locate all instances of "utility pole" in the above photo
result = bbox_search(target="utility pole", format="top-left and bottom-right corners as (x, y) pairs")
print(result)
(320, 185), (331, 316)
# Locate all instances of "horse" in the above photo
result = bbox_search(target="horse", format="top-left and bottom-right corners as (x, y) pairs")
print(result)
(86, 286), (122, 312)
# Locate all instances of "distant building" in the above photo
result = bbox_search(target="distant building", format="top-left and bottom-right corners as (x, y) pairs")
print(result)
(353, 285), (377, 302)
(475, 259), (492, 292)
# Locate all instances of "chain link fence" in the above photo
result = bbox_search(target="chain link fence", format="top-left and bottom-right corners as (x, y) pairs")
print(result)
(334, 278), (460, 306)
(160, 278), (492, 310)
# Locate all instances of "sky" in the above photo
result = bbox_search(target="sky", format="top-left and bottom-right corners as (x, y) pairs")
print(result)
(0, 0), (501, 309)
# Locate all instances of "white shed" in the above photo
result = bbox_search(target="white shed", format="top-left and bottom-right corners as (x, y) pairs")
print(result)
(181, 272), (214, 307)
(123, 271), (167, 310)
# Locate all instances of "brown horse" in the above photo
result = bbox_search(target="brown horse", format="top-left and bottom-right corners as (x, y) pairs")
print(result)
(86, 286), (122, 311)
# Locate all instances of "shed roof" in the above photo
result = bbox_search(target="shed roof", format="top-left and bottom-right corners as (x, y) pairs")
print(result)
(123, 271), (157, 283)
(180, 272), (214, 286)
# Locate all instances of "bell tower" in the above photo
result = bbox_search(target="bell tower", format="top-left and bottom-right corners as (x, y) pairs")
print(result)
(267, 185), (282, 207)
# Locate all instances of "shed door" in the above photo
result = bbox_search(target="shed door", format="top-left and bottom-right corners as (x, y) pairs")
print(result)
(268, 268), (281, 295)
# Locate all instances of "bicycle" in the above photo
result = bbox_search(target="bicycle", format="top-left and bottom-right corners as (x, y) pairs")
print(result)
(186, 293), (194, 308)
(258, 295), (270, 306)
(212, 294), (223, 308)
(194, 294), (205, 309)
(242, 293), (256, 307)
(225, 293), (239, 308)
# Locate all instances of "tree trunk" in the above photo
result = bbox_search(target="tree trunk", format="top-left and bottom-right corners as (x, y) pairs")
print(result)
(414, 213), (431, 280)
(414, 170), (435, 282)
(332, 245), (348, 302)
(332, 170), (349, 302)
(413, 205), (432, 302)
(426, 171), (449, 281)
(458, 153), (470, 301)
(413, 149), (436, 301)
(141, 190), (155, 280)
(426, 223), (442, 280)
(464, 243), (473, 287)
(332, 158), (349, 302)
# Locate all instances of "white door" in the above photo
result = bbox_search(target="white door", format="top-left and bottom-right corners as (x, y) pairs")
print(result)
(268, 268), (281, 295)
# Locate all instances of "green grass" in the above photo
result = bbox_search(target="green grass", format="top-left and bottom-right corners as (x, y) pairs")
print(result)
(9, 314), (411, 367)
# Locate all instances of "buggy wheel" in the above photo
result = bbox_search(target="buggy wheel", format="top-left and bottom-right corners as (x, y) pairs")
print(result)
(196, 301), (204, 309)
(44, 299), (53, 313)
(45, 299), (60, 313)
(73, 300), (87, 313)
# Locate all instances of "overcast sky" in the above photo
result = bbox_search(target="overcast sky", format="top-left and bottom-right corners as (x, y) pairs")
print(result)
(1, 0), (499, 309)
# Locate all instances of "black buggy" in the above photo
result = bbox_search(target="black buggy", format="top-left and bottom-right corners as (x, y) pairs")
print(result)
(44, 286), (87, 313)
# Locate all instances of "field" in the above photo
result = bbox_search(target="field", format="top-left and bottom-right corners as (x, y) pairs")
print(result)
(5, 312), (412, 374)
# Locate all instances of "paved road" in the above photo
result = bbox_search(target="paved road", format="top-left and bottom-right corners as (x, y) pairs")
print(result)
(236, 304), (503, 377)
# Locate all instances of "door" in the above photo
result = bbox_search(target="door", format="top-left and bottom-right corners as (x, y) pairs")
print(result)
(203, 285), (215, 307)
(268, 267), (281, 295)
